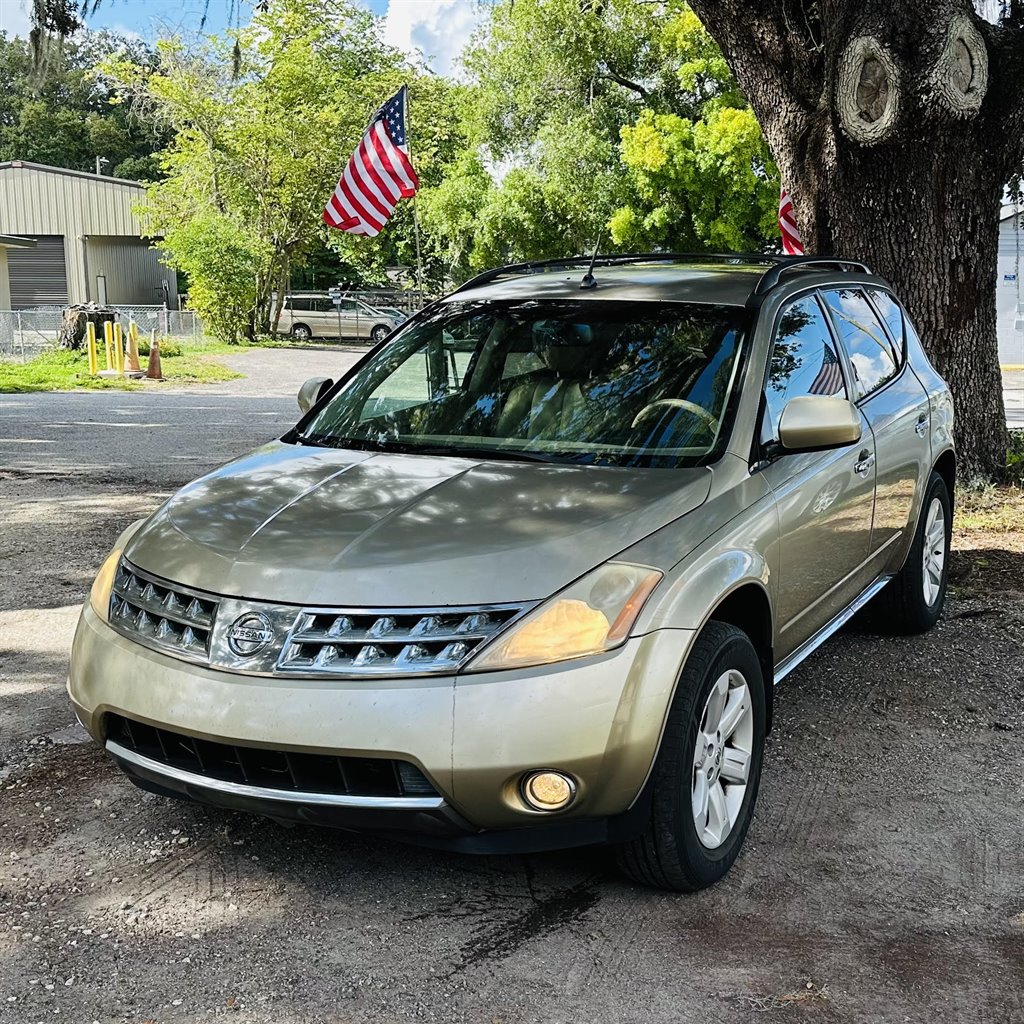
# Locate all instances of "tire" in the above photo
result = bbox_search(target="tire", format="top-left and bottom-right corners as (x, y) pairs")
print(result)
(871, 470), (951, 634)
(615, 621), (766, 892)
(371, 324), (390, 343)
(292, 324), (312, 341)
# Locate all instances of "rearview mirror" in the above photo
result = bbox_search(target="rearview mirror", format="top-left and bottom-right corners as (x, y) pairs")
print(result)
(778, 396), (861, 453)
(297, 376), (333, 415)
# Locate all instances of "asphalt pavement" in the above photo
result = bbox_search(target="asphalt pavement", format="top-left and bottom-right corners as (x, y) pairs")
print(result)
(1, 347), (1023, 1024)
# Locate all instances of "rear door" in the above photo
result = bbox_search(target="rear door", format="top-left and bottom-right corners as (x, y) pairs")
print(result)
(758, 292), (876, 659)
(821, 287), (930, 564)
(310, 297), (341, 337)
(335, 298), (362, 338)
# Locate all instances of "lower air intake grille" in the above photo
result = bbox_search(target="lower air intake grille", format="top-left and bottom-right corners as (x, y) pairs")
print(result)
(105, 714), (439, 800)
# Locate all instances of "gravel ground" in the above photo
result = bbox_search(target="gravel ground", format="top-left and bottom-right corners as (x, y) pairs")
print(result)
(1, 351), (1023, 1024)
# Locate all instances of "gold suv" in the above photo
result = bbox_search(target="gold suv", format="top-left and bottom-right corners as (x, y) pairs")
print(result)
(69, 255), (954, 891)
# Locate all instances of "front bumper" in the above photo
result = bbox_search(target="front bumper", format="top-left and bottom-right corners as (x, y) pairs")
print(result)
(69, 603), (692, 848)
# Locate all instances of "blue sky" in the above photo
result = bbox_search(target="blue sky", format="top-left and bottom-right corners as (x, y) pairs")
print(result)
(0, 0), (485, 76)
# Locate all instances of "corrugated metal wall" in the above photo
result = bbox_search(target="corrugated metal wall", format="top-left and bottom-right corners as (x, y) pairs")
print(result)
(7, 235), (68, 307)
(87, 236), (174, 305)
(0, 162), (176, 306)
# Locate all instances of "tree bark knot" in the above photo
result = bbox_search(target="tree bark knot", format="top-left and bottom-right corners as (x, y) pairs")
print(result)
(931, 14), (988, 117)
(836, 36), (902, 145)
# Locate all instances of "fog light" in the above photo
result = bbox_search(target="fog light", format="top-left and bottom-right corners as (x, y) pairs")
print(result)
(522, 770), (576, 811)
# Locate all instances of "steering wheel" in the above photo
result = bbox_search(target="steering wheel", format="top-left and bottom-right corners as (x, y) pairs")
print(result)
(631, 398), (719, 435)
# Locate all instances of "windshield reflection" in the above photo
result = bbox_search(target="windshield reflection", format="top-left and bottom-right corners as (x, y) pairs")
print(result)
(301, 299), (748, 468)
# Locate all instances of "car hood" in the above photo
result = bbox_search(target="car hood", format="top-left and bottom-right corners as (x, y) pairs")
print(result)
(125, 441), (712, 607)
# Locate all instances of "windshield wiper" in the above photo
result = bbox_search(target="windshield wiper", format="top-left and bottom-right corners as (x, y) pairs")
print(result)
(394, 442), (558, 463)
(291, 433), (331, 448)
(292, 433), (559, 463)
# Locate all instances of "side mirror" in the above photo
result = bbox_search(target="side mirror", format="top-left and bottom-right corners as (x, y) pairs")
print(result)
(297, 376), (333, 415)
(778, 395), (861, 453)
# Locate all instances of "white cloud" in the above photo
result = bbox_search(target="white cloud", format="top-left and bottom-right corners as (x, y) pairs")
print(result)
(0, 0), (33, 39)
(382, 0), (484, 78)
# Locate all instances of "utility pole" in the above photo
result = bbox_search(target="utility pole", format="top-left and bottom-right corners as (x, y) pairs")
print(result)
(95, 156), (109, 176)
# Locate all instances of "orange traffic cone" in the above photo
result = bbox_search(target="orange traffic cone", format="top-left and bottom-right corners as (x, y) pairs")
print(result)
(146, 331), (163, 380)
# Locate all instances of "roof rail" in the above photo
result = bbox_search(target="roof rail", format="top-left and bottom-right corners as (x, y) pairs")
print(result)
(753, 256), (872, 296)
(450, 252), (782, 295)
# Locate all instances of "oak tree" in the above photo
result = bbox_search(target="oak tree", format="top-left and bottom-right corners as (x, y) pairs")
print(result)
(688, 0), (1021, 478)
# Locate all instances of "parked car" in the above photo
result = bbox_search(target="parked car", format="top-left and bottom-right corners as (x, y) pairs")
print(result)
(369, 304), (410, 324)
(278, 292), (400, 342)
(70, 254), (953, 891)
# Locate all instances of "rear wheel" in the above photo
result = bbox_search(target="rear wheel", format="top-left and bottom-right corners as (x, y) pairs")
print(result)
(871, 470), (951, 634)
(615, 621), (766, 892)
(291, 323), (312, 341)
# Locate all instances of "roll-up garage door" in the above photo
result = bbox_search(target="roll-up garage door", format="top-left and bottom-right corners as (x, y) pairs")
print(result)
(7, 235), (68, 308)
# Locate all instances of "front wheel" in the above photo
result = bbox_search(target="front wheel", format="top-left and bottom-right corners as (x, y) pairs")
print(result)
(370, 324), (390, 343)
(871, 470), (951, 634)
(615, 621), (766, 892)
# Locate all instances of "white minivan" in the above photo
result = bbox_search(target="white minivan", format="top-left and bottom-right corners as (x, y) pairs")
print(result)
(279, 293), (400, 342)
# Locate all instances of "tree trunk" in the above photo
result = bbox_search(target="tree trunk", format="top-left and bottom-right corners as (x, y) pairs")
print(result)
(788, 128), (1009, 481)
(689, 0), (1024, 481)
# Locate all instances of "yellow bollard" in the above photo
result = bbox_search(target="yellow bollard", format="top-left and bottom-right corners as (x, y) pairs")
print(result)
(127, 321), (142, 372)
(86, 321), (98, 376)
(113, 323), (125, 375)
(103, 321), (114, 369)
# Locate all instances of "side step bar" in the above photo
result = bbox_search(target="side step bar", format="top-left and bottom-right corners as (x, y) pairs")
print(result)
(774, 576), (892, 685)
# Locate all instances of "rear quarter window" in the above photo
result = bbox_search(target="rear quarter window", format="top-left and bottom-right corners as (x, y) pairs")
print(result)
(822, 288), (900, 400)
(866, 289), (907, 357)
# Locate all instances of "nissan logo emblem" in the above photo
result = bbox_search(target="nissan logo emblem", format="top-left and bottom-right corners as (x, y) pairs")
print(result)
(227, 612), (275, 658)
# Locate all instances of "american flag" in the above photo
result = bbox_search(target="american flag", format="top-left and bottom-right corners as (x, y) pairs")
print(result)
(322, 86), (419, 237)
(809, 344), (844, 396)
(778, 187), (804, 255)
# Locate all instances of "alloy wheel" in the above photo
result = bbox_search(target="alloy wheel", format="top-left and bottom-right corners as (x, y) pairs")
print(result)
(691, 669), (754, 850)
(922, 496), (947, 607)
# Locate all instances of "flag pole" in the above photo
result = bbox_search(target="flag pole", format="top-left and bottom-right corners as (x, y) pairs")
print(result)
(404, 84), (426, 294)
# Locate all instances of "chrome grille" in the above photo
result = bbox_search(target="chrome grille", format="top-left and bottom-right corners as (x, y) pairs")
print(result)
(277, 606), (526, 677)
(109, 560), (218, 664)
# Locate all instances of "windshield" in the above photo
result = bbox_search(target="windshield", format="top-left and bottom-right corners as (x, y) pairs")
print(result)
(299, 299), (748, 468)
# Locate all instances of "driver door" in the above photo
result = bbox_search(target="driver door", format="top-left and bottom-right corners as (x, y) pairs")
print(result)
(758, 293), (876, 660)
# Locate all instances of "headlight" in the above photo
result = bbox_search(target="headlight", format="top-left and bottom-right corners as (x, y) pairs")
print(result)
(466, 562), (662, 672)
(88, 520), (146, 623)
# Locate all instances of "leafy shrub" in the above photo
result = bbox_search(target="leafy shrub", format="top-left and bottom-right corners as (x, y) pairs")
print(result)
(136, 337), (182, 357)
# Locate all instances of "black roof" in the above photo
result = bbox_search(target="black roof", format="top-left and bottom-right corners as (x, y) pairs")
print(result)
(447, 254), (875, 307)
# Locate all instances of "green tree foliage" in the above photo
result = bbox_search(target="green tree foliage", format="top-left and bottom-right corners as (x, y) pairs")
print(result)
(0, 29), (168, 179)
(165, 215), (271, 346)
(102, 0), (451, 341)
(416, 0), (778, 280)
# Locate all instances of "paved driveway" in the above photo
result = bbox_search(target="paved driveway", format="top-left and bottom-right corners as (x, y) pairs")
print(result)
(1, 347), (1023, 1024)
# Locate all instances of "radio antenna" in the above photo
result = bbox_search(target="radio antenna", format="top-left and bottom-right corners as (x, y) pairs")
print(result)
(580, 232), (603, 290)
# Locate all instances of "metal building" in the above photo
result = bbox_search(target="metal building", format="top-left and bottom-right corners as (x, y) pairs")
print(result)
(998, 204), (1024, 368)
(0, 160), (177, 309)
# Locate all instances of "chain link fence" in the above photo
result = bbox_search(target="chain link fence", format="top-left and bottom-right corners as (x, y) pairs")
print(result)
(0, 305), (205, 363)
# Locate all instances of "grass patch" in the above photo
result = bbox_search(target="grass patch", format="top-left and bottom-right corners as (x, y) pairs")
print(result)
(955, 483), (1024, 536)
(0, 344), (249, 393)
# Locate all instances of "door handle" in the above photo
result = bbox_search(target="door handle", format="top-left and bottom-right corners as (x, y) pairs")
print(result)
(854, 450), (875, 476)
(915, 413), (928, 436)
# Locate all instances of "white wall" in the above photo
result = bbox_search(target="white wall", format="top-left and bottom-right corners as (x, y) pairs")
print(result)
(998, 210), (1024, 367)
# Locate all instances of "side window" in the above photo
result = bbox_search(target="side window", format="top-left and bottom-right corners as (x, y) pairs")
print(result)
(865, 289), (907, 359)
(823, 288), (899, 399)
(288, 297), (308, 312)
(338, 299), (358, 311)
(763, 295), (847, 442)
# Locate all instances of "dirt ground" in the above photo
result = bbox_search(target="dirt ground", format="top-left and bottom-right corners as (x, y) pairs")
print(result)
(1, 358), (1023, 1023)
